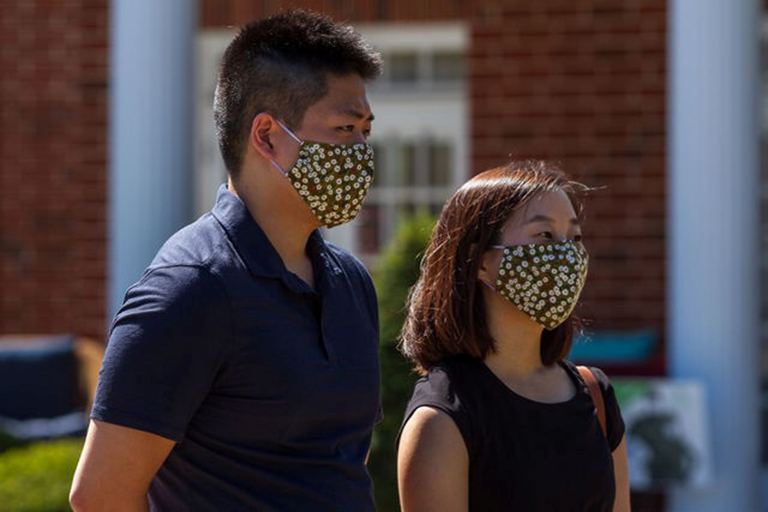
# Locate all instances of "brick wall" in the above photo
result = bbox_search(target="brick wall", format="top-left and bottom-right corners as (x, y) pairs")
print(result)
(470, 1), (667, 338)
(0, 1), (109, 340)
(200, 0), (471, 26)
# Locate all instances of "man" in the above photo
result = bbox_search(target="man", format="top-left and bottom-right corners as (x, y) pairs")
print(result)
(70, 11), (382, 511)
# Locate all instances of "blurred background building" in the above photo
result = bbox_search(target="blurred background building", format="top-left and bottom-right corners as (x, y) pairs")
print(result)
(0, 0), (764, 510)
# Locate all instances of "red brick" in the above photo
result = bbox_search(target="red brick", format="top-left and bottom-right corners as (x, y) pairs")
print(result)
(0, 0), (108, 340)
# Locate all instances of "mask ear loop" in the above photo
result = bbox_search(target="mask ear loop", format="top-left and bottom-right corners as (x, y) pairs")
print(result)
(481, 280), (497, 292)
(480, 245), (507, 292)
(270, 160), (289, 176)
(270, 118), (303, 176)
(273, 119), (303, 144)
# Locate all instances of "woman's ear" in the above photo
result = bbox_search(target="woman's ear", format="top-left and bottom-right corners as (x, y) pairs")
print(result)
(475, 244), (497, 285)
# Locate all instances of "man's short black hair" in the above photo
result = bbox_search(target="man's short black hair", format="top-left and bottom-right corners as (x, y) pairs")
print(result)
(214, 10), (382, 176)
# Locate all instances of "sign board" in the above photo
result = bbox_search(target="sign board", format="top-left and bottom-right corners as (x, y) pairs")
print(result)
(613, 379), (713, 491)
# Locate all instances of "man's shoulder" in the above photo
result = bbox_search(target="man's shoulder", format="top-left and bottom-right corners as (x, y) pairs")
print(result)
(125, 260), (226, 316)
(324, 241), (371, 281)
(151, 213), (231, 269)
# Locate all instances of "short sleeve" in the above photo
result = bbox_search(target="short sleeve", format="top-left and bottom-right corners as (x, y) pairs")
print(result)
(397, 367), (474, 457)
(92, 265), (233, 442)
(336, 247), (379, 335)
(336, 247), (382, 423)
(589, 366), (626, 451)
(360, 269), (383, 424)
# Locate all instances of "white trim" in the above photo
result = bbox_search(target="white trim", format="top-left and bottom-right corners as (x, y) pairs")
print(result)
(668, 0), (761, 510)
(110, 0), (197, 314)
(354, 22), (468, 51)
(194, 30), (234, 217)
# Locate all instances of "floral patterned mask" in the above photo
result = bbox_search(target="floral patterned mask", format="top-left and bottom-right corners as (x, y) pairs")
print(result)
(488, 240), (589, 330)
(271, 119), (375, 228)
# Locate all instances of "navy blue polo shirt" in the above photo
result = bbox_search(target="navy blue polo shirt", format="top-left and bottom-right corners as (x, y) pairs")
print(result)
(92, 185), (381, 511)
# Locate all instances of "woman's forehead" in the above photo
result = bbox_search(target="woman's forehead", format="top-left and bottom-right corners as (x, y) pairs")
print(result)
(506, 190), (576, 227)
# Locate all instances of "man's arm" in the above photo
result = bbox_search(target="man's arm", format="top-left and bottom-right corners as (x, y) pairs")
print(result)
(70, 420), (175, 512)
(69, 265), (232, 511)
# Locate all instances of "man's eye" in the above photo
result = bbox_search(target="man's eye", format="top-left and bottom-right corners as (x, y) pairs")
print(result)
(573, 234), (583, 242)
(338, 125), (354, 133)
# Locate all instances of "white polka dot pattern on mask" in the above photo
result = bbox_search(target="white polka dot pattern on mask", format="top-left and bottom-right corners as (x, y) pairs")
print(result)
(495, 241), (589, 330)
(287, 142), (375, 228)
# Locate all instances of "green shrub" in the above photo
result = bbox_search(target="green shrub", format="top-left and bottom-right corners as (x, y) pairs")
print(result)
(0, 438), (83, 512)
(0, 429), (26, 454)
(368, 211), (436, 512)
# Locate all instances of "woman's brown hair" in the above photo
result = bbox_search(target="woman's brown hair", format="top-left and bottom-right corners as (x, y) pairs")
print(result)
(399, 160), (586, 375)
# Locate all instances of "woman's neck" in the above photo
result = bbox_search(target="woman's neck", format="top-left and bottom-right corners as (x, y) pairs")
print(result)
(482, 289), (547, 379)
(481, 289), (574, 403)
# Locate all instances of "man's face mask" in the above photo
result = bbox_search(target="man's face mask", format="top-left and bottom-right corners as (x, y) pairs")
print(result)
(270, 119), (374, 228)
(487, 240), (589, 330)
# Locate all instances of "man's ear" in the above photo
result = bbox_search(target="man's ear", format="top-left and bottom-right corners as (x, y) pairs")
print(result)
(249, 113), (279, 160)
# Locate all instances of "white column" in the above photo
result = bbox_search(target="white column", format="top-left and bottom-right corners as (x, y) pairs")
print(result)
(668, 1), (761, 511)
(109, 0), (197, 315)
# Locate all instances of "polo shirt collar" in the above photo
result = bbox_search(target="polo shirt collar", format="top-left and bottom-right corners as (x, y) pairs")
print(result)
(211, 184), (286, 279)
(211, 185), (340, 281)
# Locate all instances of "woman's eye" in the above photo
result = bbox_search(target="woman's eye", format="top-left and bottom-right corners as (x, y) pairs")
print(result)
(338, 125), (354, 133)
(539, 231), (553, 239)
(573, 234), (583, 242)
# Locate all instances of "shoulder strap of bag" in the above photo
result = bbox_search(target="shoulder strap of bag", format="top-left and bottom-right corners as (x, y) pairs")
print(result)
(577, 366), (607, 437)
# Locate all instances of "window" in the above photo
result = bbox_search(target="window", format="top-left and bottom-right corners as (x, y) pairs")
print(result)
(326, 23), (469, 258)
(432, 51), (465, 82)
(389, 52), (419, 84)
(366, 23), (468, 93)
(353, 138), (458, 253)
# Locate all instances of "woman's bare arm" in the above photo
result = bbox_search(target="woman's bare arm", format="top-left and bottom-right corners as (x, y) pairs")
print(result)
(613, 434), (631, 512)
(398, 407), (469, 512)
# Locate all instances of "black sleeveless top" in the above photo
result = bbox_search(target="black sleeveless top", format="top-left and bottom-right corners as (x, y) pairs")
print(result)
(399, 356), (625, 512)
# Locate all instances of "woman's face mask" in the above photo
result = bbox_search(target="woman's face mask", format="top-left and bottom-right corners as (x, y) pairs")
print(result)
(487, 240), (589, 330)
(270, 119), (374, 228)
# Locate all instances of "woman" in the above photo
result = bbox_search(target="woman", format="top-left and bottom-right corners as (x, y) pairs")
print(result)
(397, 161), (630, 512)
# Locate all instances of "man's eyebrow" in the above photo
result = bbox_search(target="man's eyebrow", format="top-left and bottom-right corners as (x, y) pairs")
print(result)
(525, 214), (581, 226)
(337, 106), (375, 122)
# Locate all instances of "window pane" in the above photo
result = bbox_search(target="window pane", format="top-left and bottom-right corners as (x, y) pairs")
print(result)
(371, 142), (385, 188)
(390, 52), (418, 83)
(432, 51), (465, 82)
(393, 143), (417, 187)
(429, 202), (445, 218)
(358, 205), (381, 254)
(429, 142), (452, 187)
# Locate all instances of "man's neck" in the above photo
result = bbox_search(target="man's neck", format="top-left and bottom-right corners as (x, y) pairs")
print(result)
(228, 177), (318, 285)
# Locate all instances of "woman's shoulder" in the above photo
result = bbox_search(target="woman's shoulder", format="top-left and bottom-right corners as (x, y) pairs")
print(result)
(560, 359), (615, 393)
(405, 356), (483, 419)
(400, 356), (482, 456)
(417, 355), (484, 393)
(561, 359), (626, 450)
